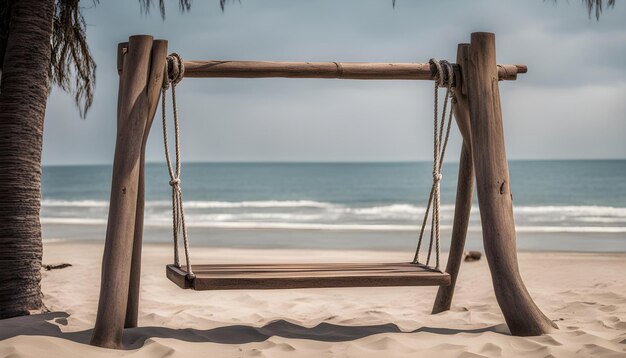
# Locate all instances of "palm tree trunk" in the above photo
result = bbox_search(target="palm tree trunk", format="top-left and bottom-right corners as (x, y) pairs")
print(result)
(0, 0), (54, 319)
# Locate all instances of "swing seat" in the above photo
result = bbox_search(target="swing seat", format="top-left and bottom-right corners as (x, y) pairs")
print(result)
(166, 262), (450, 290)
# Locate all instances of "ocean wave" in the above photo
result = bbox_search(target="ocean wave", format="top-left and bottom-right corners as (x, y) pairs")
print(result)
(511, 226), (626, 234)
(42, 199), (109, 208)
(41, 199), (626, 217)
(40, 199), (455, 212)
(574, 217), (626, 223)
(42, 199), (337, 209)
(190, 223), (626, 233)
(343, 204), (456, 216)
(179, 213), (330, 222)
(183, 222), (626, 233)
(42, 238), (68, 243)
(41, 218), (107, 225)
(40, 198), (626, 233)
(40, 215), (626, 234)
(515, 205), (626, 217)
(183, 200), (336, 209)
(158, 221), (448, 231)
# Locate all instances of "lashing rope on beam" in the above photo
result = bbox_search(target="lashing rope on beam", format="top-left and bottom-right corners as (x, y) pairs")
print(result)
(162, 53), (195, 279)
(412, 59), (457, 271)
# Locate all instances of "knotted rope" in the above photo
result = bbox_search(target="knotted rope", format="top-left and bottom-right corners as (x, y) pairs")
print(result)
(162, 53), (195, 279)
(412, 59), (457, 271)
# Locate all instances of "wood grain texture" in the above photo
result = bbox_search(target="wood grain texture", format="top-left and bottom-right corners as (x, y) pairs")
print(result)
(91, 35), (156, 349)
(181, 60), (524, 81)
(125, 39), (168, 329)
(167, 263), (450, 290)
(466, 32), (556, 336)
(432, 43), (474, 314)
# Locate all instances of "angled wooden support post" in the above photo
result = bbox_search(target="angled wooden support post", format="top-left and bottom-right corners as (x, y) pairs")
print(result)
(125, 39), (168, 329)
(465, 32), (556, 335)
(91, 35), (167, 349)
(432, 43), (474, 314)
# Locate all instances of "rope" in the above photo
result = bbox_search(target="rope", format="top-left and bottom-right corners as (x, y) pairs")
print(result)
(412, 59), (457, 271)
(162, 53), (195, 279)
(158, 53), (454, 276)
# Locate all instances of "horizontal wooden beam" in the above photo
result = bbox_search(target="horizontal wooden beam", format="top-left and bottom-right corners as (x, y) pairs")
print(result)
(179, 60), (527, 81)
(116, 42), (526, 81)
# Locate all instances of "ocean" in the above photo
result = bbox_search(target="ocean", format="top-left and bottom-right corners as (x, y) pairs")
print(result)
(41, 160), (626, 252)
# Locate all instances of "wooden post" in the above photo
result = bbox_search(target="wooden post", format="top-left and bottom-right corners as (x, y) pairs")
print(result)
(91, 35), (167, 349)
(125, 40), (168, 329)
(432, 43), (474, 314)
(465, 32), (556, 335)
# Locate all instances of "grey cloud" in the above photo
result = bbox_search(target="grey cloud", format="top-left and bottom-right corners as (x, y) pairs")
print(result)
(42, 0), (625, 165)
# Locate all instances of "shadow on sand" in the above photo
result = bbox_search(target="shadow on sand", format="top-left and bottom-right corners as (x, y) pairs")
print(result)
(0, 311), (507, 350)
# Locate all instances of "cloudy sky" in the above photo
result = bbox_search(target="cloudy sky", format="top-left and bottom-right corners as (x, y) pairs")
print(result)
(42, 0), (625, 165)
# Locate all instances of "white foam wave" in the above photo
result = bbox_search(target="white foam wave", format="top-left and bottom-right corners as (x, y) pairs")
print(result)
(41, 199), (626, 218)
(180, 213), (329, 222)
(40, 214), (626, 234)
(40, 198), (626, 234)
(41, 218), (107, 225)
(571, 217), (626, 224)
(181, 221), (439, 231)
(183, 200), (336, 209)
(182, 223), (626, 233)
(195, 223), (626, 233)
(42, 238), (68, 243)
(343, 204), (456, 216)
(42, 199), (338, 209)
(42, 199), (109, 208)
(512, 226), (626, 234)
(515, 205), (626, 217)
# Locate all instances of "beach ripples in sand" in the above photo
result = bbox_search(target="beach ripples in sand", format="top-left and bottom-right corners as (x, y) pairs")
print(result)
(0, 242), (624, 357)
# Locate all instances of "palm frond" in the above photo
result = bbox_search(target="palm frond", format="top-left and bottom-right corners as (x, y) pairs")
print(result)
(138, 0), (194, 19)
(584, 0), (616, 20)
(50, 0), (97, 118)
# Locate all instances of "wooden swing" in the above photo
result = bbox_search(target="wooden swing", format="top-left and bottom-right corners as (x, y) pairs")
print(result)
(91, 33), (557, 350)
(161, 55), (456, 291)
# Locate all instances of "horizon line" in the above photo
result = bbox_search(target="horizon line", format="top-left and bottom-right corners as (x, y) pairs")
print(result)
(41, 158), (626, 167)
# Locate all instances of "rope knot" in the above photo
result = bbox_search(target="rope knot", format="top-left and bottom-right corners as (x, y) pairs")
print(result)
(429, 58), (445, 87)
(163, 53), (185, 90)
(429, 59), (456, 88)
(169, 178), (181, 187)
(433, 172), (442, 182)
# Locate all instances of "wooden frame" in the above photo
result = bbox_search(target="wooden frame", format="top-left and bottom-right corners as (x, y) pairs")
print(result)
(91, 32), (555, 349)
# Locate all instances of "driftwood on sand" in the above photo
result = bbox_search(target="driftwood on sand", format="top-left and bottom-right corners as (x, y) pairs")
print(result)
(464, 251), (482, 262)
(43, 263), (72, 271)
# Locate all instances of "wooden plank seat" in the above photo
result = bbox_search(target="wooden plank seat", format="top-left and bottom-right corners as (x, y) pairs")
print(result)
(166, 263), (450, 290)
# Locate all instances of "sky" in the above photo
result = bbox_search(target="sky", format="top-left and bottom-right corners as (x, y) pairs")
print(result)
(41, 0), (626, 165)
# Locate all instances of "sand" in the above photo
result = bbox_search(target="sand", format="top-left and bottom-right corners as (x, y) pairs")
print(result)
(0, 240), (625, 357)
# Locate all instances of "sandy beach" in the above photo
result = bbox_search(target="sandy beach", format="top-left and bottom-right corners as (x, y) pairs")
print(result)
(0, 240), (623, 357)
(0, 0), (623, 356)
